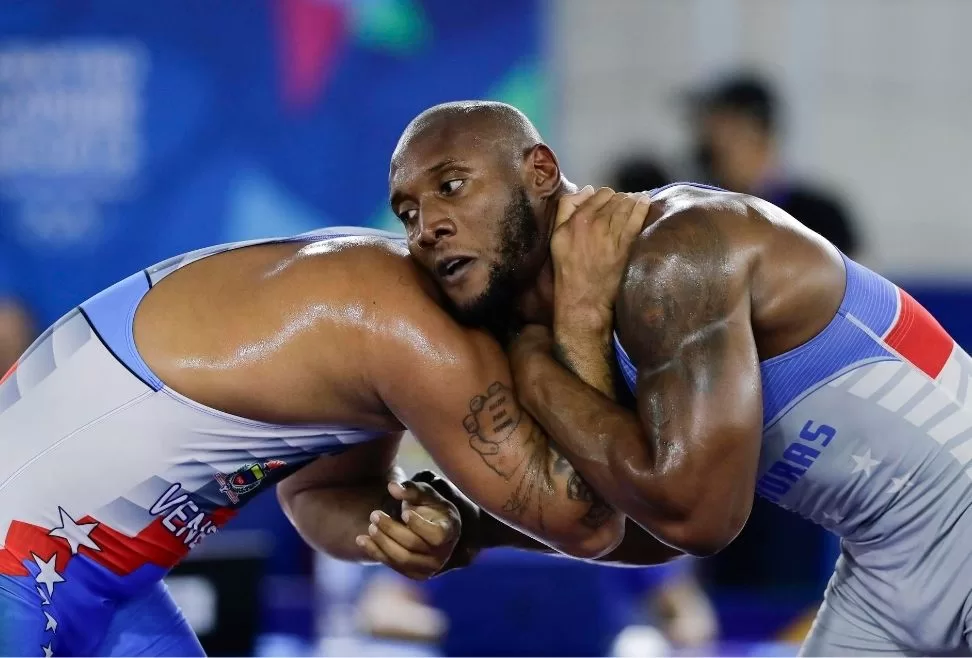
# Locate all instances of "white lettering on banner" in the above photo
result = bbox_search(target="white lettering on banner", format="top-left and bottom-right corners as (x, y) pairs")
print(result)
(0, 42), (148, 246)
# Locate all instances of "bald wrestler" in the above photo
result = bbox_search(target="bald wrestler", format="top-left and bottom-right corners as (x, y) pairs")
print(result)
(377, 100), (972, 656)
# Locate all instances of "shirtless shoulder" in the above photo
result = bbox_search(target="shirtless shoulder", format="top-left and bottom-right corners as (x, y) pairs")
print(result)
(134, 234), (460, 428)
(622, 184), (845, 362)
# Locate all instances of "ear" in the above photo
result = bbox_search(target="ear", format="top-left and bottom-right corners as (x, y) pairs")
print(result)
(522, 144), (561, 199)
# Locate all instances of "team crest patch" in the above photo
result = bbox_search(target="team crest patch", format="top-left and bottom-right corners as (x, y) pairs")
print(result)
(215, 459), (286, 504)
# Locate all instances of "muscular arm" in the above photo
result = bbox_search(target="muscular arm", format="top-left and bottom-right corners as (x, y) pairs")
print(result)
(372, 274), (625, 560)
(517, 209), (764, 556)
(276, 435), (404, 562)
(476, 513), (683, 566)
(551, 320), (616, 398)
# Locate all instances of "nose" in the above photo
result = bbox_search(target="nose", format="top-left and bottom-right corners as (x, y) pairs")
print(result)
(416, 206), (457, 249)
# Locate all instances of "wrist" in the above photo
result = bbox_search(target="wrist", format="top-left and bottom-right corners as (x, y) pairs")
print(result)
(511, 349), (549, 411)
(438, 503), (484, 574)
(554, 306), (614, 339)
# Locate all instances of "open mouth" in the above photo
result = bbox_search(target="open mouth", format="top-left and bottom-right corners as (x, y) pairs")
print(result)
(435, 256), (475, 283)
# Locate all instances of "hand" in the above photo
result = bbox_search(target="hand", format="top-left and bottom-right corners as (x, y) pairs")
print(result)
(355, 477), (462, 580)
(550, 185), (652, 331)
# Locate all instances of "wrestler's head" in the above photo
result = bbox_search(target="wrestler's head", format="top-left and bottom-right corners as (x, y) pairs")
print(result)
(389, 101), (563, 329)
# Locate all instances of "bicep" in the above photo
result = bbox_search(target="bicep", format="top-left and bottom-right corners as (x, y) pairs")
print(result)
(617, 217), (763, 528)
(634, 302), (762, 455)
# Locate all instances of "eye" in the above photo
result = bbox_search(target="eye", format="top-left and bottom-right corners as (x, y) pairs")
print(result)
(397, 208), (418, 224)
(440, 179), (464, 195)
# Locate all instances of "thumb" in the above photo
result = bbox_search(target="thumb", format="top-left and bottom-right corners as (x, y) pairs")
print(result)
(387, 480), (424, 504)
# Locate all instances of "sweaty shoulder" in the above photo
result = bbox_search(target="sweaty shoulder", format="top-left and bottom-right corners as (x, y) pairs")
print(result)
(297, 235), (493, 377)
(621, 184), (750, 293)
(621, 183), (844, 361)
(614, 186), (753, 357)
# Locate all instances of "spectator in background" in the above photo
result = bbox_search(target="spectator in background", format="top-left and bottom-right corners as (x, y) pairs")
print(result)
(690, 73), (861, 258)
(611, 156), (672, 195)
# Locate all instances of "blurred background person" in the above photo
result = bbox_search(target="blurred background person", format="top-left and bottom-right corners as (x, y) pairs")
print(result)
(688, 72), (862, 259)
(610, 154), (673, 195)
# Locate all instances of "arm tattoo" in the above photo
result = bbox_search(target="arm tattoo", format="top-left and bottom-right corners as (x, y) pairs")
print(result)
(567, 472), (616, 529)
(464, 381), (615, 531)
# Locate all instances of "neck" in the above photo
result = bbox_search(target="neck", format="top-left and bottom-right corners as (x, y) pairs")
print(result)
(512, 177), (579, 327)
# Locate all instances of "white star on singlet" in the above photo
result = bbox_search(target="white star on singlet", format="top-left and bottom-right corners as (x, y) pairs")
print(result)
(44, 611), (57, 633)
(42, 642), (53, 657)
(32, 553), (64, 598)
(822, 510), (842, 524)
(850, 450), (881, 477)
(48, 507), (100, 555)
(888, 473), (912, 494)
(36, 586), (50, 605)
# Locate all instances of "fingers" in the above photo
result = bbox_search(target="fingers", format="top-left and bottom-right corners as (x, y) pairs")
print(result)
(622, 192), (652, 244)
(387, 480), (409, 501)
(359, 520), (443, 576)
(386, 480), (442, 505)
(368, 510), (429, 552)
(573, 187), (620, 224)
(609, 192), (651, 245)
(556, 186), (617, 231)
(354, 535), (429, 580)
(554, 184), (596, 229)
(606, 193), (639, 235)
(402, 505), (455, 547)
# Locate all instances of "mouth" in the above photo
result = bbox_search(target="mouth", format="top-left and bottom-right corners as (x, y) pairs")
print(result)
(434, 255), (476, 284)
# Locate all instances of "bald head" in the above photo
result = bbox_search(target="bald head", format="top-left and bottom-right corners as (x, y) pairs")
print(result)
(392, 101), (543, 171)
(388, 101), (565, 331)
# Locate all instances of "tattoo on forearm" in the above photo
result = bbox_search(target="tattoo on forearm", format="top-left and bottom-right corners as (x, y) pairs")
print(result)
(464, 381), (614, 530)
(567, 472), (616, 529)
(502, 427), (555, 531)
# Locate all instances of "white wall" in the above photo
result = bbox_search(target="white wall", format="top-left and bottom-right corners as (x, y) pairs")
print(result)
(551, 0), (972, 278)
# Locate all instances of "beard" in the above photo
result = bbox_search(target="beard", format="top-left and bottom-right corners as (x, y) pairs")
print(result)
(445, 186), (543, 343)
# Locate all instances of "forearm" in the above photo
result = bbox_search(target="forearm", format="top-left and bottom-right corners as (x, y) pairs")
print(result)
(516, 352), (677, 528)
(551, 322), (616, 399)
(478, 512), (682, 567)
(468, 426), (624, 558)
(279, 468), (404, 562)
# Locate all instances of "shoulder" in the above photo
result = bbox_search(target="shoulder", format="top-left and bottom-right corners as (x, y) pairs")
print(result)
(306, 238), (495, 367)
(622, 185), (743, 296)
(616, 186), (748, 358)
